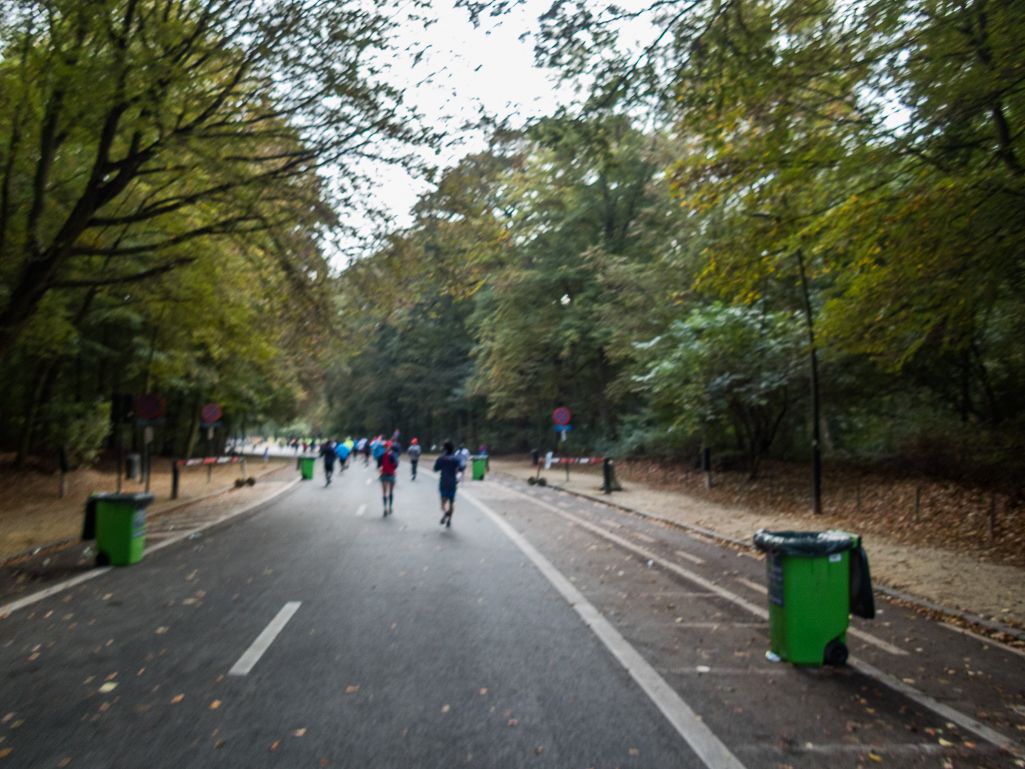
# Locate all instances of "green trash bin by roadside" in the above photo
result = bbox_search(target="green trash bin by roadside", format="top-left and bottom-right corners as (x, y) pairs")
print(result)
(753, 530), (875, 666)
(95, 493), (154, 566)
(471, 455), (487, 481)
(300, 456), (316, 480)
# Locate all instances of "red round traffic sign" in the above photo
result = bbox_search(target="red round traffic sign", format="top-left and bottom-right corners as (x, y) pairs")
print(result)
(553, 407), (572, 426)
(201, 403), (222, 423)
(135, 393), (165, 420)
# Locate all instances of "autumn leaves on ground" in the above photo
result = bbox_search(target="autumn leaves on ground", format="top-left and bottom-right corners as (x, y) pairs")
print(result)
(0, 456), (290, 559)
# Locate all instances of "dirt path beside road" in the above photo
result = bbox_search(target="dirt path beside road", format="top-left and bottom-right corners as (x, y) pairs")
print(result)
(0, 456), (291, 559)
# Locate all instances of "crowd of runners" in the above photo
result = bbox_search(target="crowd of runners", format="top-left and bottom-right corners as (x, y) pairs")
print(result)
(311, 433), (480, 527)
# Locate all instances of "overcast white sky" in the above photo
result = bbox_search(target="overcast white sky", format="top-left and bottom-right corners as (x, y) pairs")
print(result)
(343, 0), (571, 250)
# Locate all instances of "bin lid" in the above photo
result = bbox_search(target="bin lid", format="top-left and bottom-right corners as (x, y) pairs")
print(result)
(92, 492), (155, 507)
(752, 529), (858, 556)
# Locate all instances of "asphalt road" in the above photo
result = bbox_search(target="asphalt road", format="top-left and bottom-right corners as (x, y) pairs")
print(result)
(0, 460), (1022, 768)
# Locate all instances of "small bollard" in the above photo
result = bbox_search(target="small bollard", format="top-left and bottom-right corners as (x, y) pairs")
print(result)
(171, 462), (180, 500)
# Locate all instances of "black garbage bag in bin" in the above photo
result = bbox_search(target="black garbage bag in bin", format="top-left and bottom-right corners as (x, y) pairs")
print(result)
(849, 545), (875, 619)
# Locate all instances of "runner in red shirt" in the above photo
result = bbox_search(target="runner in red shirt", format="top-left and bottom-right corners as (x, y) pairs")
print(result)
(377, 440), (400, 516)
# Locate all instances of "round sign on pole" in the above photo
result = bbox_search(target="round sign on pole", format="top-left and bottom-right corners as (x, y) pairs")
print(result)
(553, 407), (572, 426)
(201, 403), (222, 424)
(135, 393), (166, 421)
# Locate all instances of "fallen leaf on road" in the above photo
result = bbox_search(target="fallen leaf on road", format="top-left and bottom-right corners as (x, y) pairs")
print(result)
(345, 685), (360, 694)
(214, 740), (225, 749)
(105, 673), (117, 681)
(508, 719), (518, 726)
(270, 741), (280, 751)
(869, 754), (882, 762)
(902, 678), (915, 684)
(480, 688), (487, 695)
(155, 627), (168, 634)
(320, 760), (329, 767)
(137, 704), (150, 712)
(103, 594), (112, 600)
(294, 729), (306, 737)
(171, 695), (184, 703)
(209, 700), (221, 710)
(58, 759), (70, 767)
(9, 722), (22, 729)
(99, 682), (117, 693)
(938, 738), (954, 746)
(535, 747), (543, 755)
(629, 748), (639, 756)
(0, 748), (11, 758)
(964, 742), (976, 748)
(83, 677), (94, 684)
(442, 705), (450, 713)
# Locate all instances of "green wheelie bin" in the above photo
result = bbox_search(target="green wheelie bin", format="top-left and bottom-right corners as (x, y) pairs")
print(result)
(300, 456), (316, 480)
(471, 455), (487, 480)
(753, 530), (875, 666)
(95, 493), (154, 566)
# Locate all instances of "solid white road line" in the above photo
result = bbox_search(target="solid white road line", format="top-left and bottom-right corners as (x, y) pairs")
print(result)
(939, 620), (1025, 659)
(849, 656), (1016, 750)
(356, 504), (366, 517)
(495, 481), (1017, 750)
(0, 478), (301, 619)
(463, 489), (747, 769)
(0, 569), (112, 617)
(675, 549), (706, 565)
(734, 577), (767, 594)
(847, 626), (908, 656)
(228, 601), (302, 676)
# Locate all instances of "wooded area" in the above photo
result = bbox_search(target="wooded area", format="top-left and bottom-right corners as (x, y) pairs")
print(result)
(1, 0), (1022, 504)
(329, 0), (1025, 496)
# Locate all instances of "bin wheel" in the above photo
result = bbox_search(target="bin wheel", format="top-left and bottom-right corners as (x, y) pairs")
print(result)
(824, 639), (848, 666)
(537, 477), (548, 487)
(95, 551), (110, 567)
(527, 477), (537, 485)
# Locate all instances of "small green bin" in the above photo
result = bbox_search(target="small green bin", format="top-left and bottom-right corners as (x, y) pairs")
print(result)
(753, 530), (875, 666)
(300, 457), (316, 480)
(95, 493), (153, 566)
(471, 456), (487, 481)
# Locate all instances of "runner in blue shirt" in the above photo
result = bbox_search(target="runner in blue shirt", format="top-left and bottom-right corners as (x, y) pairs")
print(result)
(433, 440), (461, 528)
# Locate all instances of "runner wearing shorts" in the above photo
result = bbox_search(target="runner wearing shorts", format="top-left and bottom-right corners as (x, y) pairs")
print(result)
(433, 440), (461, 528)
(377, 440), (400, 516)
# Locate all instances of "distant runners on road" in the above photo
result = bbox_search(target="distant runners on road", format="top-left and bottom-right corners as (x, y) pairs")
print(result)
(434, 440), (461, 528)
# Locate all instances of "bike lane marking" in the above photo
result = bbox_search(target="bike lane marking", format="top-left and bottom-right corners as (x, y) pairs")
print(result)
(463, 488), (748, 769)
(491, 481), (1019, 752)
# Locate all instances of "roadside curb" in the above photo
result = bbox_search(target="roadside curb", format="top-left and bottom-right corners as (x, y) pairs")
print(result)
(0, 463), (294, 567)
(0, 476), (302, 618)
(494, 471), (1025, 644)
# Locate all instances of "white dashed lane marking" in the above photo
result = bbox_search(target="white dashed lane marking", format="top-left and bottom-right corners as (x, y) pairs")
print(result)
(228, 601), (302, 676)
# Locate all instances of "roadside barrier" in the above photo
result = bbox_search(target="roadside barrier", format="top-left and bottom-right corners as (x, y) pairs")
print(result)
(171, 455), (247, 499)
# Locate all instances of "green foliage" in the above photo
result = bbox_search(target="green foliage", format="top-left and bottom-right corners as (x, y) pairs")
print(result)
(44, 398), (110, 466)
(635, 304), (806, 476)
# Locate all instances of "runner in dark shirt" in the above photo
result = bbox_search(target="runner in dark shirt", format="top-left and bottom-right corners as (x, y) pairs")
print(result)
(433, 440), (460, 528)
